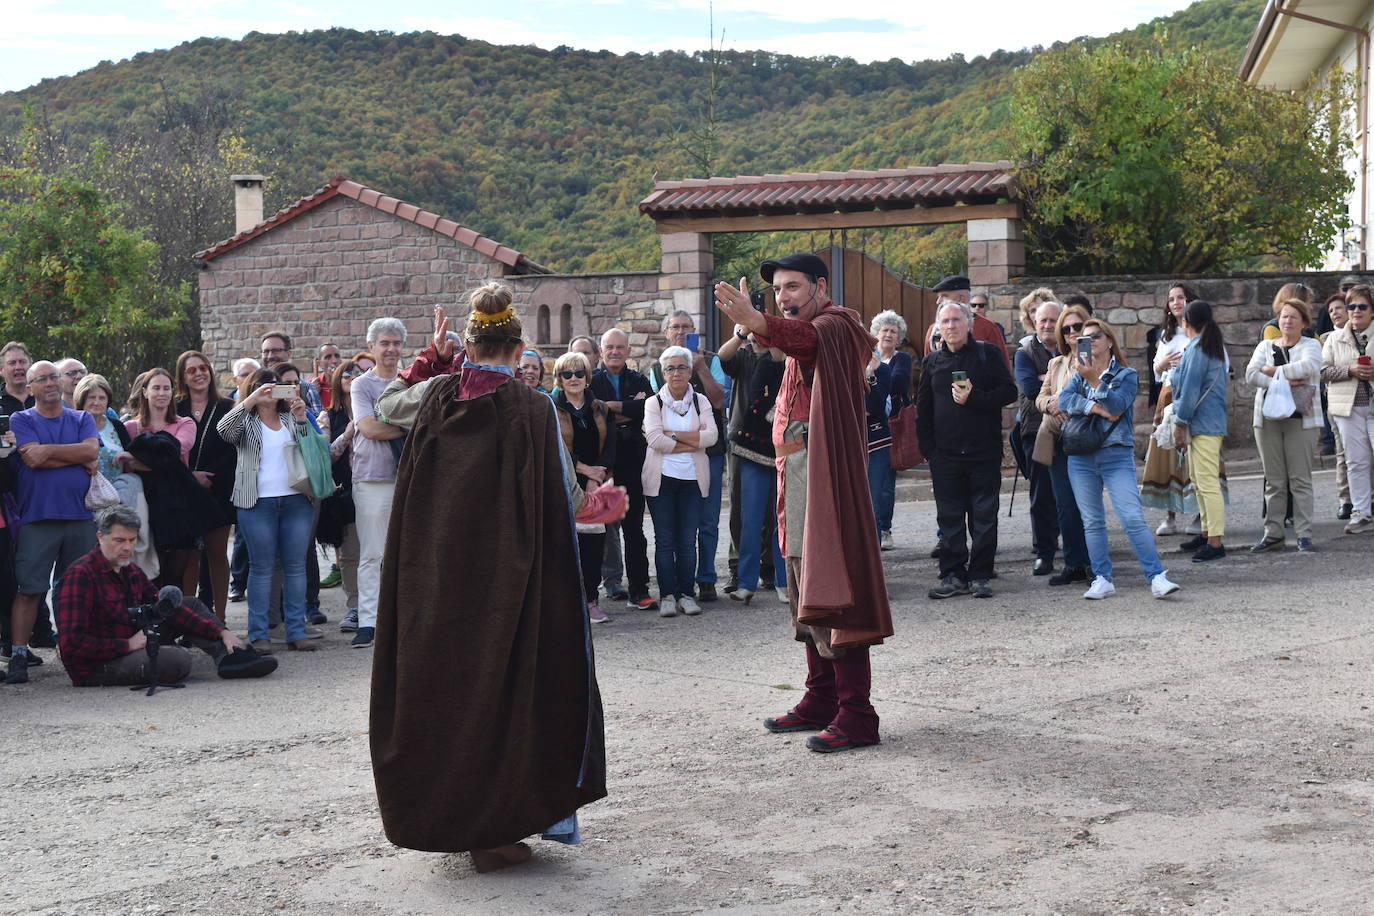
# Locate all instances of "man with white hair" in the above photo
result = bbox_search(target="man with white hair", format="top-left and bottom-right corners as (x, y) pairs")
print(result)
(56, 358), (88, 407)
(346, 317), (407, 647)
(917, 301), (1018, 600)
(1013, 301), (1067, 578)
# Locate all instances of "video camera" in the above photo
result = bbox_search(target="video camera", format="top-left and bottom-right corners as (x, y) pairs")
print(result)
(126, 586), (186, 695)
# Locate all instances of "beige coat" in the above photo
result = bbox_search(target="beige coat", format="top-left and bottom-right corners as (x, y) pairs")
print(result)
(1245, 336), (1324, 429)
(1035, 354), (1077, 415)
(1321, 323), (1374, 418)
(641, 390), (718, 497)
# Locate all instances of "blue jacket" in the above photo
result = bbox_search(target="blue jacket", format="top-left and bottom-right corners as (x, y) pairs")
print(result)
(1170, 337), (1228, 437)
(1058, 358), (1138, 450)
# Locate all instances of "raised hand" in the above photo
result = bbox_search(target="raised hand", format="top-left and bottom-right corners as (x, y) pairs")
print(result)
(433, 305), (455, 361)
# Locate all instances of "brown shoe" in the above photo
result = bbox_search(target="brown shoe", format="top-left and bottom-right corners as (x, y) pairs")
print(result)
(469, 842), (532, 874)
(287, 640), (318, 652)
(249, 640), (274, 656)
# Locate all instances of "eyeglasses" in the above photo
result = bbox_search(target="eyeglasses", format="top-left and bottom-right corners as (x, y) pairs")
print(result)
(970, 301), (988, 309)
(560, 369), (586, 380)
(1063, 322), (1084, 334)
(185, 365), (210, 375)
(28, 373), (60, 385)
(667, 324), (694, 333)
(1082, 331), (1104, 341)
(63, 369), (86, 378)
(261, 347), (288, 356)
(663, 364), (691, 373)
(342, 370), (361, 379)
(1348, 302), (1371, 312)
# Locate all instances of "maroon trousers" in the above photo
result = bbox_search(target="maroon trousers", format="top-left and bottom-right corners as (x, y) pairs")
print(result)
(792, 641), (879, 745)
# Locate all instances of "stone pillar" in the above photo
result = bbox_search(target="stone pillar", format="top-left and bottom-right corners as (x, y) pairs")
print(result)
(659, 231), (713, 340)
(967, 218), (1025, 287)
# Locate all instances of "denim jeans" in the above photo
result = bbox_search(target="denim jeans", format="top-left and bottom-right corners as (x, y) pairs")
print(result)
(695, 452), (725, 584)
(237, 493), (315, 642)
(1066, 446), (1164, 583)
(1047, 451), (1090, 569)
(737, 459), (785, 592)
(867, 446), (897, 535)
(648, 475), (702, 599)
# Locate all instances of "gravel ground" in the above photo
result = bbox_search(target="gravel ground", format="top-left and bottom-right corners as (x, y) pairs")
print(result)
(5, 468), (1372, 915)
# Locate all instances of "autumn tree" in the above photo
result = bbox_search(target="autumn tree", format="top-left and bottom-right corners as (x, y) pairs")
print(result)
(0, 169), (186, 393)
(1012, 37), (1354, 274)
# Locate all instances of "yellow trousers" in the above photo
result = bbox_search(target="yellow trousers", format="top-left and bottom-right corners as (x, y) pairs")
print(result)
(1187, 434), (1225, 537)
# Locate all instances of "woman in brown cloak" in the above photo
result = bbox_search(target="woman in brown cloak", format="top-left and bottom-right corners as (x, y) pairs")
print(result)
(369, 285), (624, 873)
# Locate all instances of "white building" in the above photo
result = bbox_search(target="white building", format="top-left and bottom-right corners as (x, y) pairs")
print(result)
(1241, 0), (1370, 271)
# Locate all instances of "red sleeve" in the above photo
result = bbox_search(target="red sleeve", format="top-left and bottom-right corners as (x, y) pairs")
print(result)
(56, 565), (132, 662)
(170, 604), (226, 641)
(398, 343), (465, 386)
(757, 314), (819, 361)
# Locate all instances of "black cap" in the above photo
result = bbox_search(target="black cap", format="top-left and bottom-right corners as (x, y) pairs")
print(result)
(760, 253), (828, 284)
(932, 274), (970, 293)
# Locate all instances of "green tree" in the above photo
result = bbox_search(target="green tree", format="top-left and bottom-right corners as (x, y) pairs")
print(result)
(0, 169), (186, 392)
(1012, 37), (1354, 274)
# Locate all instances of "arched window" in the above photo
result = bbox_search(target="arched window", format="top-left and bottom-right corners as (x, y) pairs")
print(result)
(537, 305), (551, 344)
(559, 304), (573, 343)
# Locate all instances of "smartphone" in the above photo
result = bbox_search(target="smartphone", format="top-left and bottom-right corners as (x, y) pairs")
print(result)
(1077, 336), (1093, 363)
(685, 332), (700, 353)
(271, 384), (298, 399)
(1359, 355), (1372, 367)
(950, 370), (968, 384)
(0, 415), (9, 436)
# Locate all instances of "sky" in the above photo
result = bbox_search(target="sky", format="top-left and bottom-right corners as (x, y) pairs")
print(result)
(3, 0), (1206, 94)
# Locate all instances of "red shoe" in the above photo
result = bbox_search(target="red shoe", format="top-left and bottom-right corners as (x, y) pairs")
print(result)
(805, 725), (876, 754)
(763, 709), (824, 733)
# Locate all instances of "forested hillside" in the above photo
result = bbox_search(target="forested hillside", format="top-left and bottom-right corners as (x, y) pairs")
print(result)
(0, 0), (1263, 278)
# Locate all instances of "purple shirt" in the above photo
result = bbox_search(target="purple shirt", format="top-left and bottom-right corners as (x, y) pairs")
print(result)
(11, 407), (98, 522)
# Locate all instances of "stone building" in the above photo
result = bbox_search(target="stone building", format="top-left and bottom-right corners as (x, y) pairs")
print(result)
(194, 176), (667, 376)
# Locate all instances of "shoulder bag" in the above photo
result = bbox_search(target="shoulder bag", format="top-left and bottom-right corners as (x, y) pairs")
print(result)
(888, 404), (922, 469)
(1060, 412), (1124, 456)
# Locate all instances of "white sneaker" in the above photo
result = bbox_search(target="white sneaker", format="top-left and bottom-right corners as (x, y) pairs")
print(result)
(659, 596), (677, 618)
(1151, 572), (1181, 598)
(776, 587), (789, 603)
(679, 596), (702, 616)
(1184, 514), (1203, 535)
(1083, 576), (1116, 600)
(1155, 519), (1178, 536)
(879, 531), (895, 551)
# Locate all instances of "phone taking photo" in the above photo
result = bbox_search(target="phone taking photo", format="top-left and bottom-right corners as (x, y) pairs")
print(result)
(685, 332), (700, 353)
(1077, 336), (1093, 364)
(271, 384), (298, 399)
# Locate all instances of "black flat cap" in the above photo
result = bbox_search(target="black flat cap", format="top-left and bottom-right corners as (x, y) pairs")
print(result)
(760, 253), (829, 284)
(932, 274), (970, 292)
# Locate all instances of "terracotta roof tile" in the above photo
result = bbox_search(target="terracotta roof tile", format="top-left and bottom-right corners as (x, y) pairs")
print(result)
(639, 162), (1016, 218)
(195, 176), (550, 274)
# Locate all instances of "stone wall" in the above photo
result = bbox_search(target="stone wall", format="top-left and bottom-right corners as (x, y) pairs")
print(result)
(983, 270), (1365, 444)
(197, 195), (674, 379)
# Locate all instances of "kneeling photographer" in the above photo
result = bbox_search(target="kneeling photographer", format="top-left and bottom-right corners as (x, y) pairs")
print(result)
(56, 505), (276, 687)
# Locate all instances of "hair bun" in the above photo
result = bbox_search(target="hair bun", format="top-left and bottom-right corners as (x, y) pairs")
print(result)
(470, 282), (513, 315)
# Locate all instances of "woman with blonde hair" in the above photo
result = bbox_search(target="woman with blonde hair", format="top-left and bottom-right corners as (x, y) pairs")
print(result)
(1059, 319), (1180, 600)
(1033, 304), (1092, 586)
(1260, 282), (1315, 341)
(369, 285), (622, 872)
(1246, 298), (1323, 552)
(1017, 287), (1057, 343)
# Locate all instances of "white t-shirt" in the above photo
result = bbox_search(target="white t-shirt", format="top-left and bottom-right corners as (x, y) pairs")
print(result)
(257, 419), (296, 498)
(660, 400), (698, 481)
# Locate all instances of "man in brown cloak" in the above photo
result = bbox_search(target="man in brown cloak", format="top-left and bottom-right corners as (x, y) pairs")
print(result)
(714, 253), (894, 753)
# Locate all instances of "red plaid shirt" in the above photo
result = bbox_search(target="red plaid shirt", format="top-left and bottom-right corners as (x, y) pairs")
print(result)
(56, 547), (224, 685)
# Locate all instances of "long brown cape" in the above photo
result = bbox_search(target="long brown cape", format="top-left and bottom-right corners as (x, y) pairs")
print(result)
(797, 307), (895, 649)
(369, 373), (606, 852)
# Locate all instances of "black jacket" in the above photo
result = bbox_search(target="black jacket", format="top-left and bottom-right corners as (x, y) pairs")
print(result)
(128, 431), (229, 549)
(916, 340), (1017, 462)
(589, 367), (654, 436)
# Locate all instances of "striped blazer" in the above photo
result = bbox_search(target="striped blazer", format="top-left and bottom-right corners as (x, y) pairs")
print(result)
(216, 401), (324, 509)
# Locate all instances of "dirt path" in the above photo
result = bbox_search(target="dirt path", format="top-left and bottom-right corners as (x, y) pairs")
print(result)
(7, 471), (1372, 914)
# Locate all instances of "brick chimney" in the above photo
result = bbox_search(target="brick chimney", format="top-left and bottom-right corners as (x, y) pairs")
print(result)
(231, 175), (267, 234)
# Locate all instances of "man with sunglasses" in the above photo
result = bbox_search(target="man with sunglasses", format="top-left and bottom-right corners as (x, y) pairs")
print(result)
(591, 328), (657, 610)
(714, 253), (892, 755)
(5, 361), (99, 683)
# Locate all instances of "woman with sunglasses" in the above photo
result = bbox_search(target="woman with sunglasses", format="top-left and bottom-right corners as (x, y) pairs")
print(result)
(1140, 283), (1203, 537)
(1032, 304), (1093, 586)
(1322, 283), (1374, 535)
(1060, 319), (1181, 600)
(642, 345), (718, 618)
(174, 351), (237, 620)
(553, 351), (616, 624)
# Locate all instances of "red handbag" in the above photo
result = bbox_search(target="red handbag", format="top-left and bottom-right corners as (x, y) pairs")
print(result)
(888, 404), (922, 470)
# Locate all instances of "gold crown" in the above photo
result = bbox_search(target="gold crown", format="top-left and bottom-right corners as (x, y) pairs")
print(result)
(467, 305), (516, 330)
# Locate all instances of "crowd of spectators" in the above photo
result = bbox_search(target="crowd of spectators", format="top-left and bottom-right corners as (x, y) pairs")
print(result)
(4, 270), (1370, 683)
